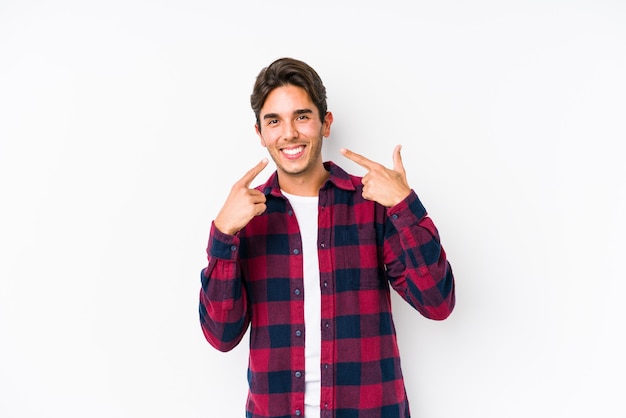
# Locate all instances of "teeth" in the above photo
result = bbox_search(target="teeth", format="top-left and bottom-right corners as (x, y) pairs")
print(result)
(283, 146), (304, 155)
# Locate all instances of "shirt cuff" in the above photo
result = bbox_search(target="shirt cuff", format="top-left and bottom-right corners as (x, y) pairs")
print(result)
(208, 221), (240, 260)
(387, 190), (427, 227)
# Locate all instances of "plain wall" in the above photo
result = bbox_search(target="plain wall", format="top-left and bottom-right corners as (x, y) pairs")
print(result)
(1, 1), (625, 417)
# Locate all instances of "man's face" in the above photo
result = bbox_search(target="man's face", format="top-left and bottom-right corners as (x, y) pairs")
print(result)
(255, 84), (332, 179)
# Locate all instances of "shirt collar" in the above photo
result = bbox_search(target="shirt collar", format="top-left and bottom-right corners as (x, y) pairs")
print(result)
(259, 161), (356, 197)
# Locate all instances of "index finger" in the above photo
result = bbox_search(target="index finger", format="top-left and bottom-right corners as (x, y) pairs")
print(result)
(340, 148), (377, 170)
(238, 158), (269, 187)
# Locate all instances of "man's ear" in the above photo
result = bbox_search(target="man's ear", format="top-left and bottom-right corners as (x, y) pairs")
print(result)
(322, 112), (333, 138)
(255, 124), (266, 147)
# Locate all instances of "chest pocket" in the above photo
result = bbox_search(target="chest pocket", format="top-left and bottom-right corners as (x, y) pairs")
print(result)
(333, 224), (383, 290)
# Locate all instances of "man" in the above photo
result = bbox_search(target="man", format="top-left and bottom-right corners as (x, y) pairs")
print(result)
(199, 57), (455, 418)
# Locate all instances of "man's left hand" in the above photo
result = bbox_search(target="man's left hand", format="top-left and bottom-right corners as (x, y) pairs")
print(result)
(341, 145), (411, 207)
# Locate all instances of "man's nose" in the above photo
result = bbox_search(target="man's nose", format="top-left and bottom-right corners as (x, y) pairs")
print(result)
(283, 122), (299, 140)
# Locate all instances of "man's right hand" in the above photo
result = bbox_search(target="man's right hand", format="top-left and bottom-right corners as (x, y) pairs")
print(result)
(214, 158), (269, 235)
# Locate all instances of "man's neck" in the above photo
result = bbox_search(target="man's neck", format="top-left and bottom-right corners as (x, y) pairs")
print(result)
(277, 164), (329, 197)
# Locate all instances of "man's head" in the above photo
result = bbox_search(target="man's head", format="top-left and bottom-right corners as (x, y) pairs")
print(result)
(251, 58), (328, 130)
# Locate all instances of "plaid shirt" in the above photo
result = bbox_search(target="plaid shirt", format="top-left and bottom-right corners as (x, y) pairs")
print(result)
(199, 162), (455, 418)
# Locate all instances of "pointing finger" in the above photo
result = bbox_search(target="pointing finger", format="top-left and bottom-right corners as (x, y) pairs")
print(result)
(340, 148), (376, 170)
(239, 158), (269, 187)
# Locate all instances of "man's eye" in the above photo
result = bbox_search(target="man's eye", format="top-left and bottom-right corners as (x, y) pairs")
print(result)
(268, 119), (278, 125)
(296, 115), (309, 121)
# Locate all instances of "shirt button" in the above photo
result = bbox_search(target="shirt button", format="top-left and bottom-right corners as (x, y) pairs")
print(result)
(295, 410), (301, 416)
(323, 281), (328, 288)
(391, 213), (399, 220)
(295, 330), (302, 337)
(324, 322), (330, 329)
(294, 288), (301, 296)
(230, 245), (237, 251)
(320, 242), (325, 248)
(288, 210), (294, 216)
(293, 249), (300, 255)
(295, 371), (302, 378)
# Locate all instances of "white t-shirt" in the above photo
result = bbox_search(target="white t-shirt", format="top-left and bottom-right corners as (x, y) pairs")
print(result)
(281, 191), (321, 417)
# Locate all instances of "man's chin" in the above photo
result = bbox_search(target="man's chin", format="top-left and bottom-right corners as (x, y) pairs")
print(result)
(278, 167), (307, 177)
(275, 161), (313, 176)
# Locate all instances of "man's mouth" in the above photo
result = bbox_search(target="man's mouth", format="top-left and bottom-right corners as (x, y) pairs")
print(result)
(281, 145), (305, 159)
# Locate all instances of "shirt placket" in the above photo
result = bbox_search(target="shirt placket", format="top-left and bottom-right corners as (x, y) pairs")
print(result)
(286, 201), (306, 417)
(318, 189), (335, 416)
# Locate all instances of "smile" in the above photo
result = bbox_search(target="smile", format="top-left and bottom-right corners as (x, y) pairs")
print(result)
(281, 146), (305, 156)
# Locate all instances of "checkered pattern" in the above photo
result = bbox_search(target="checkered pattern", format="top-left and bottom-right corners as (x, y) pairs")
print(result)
(199, 162), (455, 418)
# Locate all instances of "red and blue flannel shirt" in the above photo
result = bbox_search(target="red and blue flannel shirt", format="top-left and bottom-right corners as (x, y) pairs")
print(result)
(199, 162), (455, 418)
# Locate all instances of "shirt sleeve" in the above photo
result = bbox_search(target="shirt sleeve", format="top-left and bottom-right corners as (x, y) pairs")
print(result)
(383, 190), (456, 320)
(198, 222), (250, 352)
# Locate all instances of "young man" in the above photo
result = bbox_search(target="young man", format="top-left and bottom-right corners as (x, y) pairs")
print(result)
(199, 57), (455, 418)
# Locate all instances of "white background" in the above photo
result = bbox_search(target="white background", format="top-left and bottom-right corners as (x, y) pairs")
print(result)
(1, 1), (625, 417)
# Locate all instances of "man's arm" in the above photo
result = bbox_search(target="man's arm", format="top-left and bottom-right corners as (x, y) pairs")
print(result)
(199, 223), (250, 352)
(198, 159), (268, 351)
(341, 145), (455, 319)
(383, 191), (455, 320)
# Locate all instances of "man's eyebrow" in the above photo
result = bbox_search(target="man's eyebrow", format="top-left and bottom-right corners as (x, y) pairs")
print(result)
(262, 109), (313, 120)
(262, 113), (279, 120)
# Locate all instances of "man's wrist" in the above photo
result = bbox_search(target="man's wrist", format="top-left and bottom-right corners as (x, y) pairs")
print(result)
(214, 219), (238, 236)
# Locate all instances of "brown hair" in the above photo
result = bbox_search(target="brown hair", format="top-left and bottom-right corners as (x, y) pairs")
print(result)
(250, 57), (328, 130)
